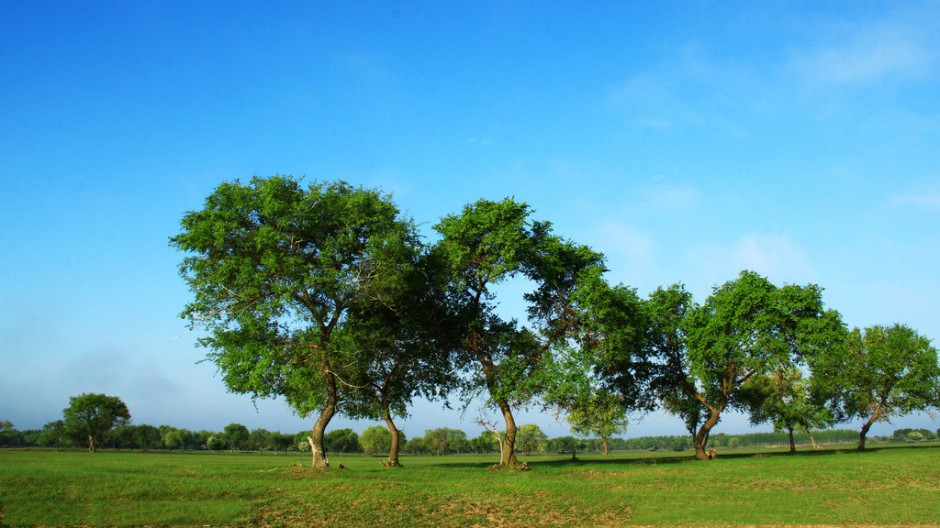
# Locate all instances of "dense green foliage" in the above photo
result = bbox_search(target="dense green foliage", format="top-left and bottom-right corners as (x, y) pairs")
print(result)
(62, 393), (131, 452)
(3, 445), (939, 526)
(171, 176), (423, 468)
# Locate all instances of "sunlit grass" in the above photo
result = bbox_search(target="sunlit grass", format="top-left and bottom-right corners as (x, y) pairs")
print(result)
(2, 444), (938, 526)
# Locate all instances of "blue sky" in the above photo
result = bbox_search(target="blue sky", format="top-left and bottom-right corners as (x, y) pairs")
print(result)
(2, 1), (939, 440)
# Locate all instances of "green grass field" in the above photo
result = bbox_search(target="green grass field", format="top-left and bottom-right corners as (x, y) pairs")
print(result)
(2, 444), (939, 527)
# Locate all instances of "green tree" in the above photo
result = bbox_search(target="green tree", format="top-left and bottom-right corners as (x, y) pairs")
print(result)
(561, 274), (650, 454)
(323, 428), (361, 454)
(433, 198), (603, 468)
(681, 271), (842, 460)
(0, 420), (19, 447)
(424, 427), (468, 455)
(172, 176), (420, 469)
(738, 367), (832, 452)
(565, 389), (628, 456)
(62, 393), (130, 452)
(814, 324), (940, 450)
(223, 423), (249, 451)
(515, 424), (547, 455)
(341, 250), (460, 467)
(359, 425), (392, 456)
(247, 428), (274, 451)
(548, 435), (579, 455)
(36, 420), (67, 448)
(206, 435), (224, 451)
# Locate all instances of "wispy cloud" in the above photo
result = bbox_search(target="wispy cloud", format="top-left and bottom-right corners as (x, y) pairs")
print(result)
(688, 233), (815, 292)
(641, 183), (703, 212)
(585, 221), (655, 285)
(787, 7), (939, 87)
(890, 187), (940, 209)
(606, 46), (759, 134)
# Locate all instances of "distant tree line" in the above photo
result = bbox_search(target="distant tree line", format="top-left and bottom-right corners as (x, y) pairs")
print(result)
(4, 413), (929, 455)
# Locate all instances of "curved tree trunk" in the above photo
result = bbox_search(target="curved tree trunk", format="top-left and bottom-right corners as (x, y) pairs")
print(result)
(309, 382), (338, 469)
(498, 401), (520, 467)
(693, 407), (722, 461)
(858, 403), (882, 451)
(383, 408), (402, 468)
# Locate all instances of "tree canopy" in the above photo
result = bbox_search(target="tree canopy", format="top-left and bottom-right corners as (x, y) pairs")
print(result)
(172, 176), (422, 468)
(432, 198), (605, 467)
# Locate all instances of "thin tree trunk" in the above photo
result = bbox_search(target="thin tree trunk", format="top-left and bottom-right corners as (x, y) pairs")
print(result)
(498, 401), (520, 467)
(88, 435), (95, 453)
(383, 407), (402, 468)
(787, 425), (796, 453)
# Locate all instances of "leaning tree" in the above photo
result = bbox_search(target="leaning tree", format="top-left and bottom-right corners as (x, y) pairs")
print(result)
(676, 271), (844, 460)
(341, 250), (462, 467)
(172, 176), (421, 469)
(433, 198), (604, 468)
(813, 323), (940, 450)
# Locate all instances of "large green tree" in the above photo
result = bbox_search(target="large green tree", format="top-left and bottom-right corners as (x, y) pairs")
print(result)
(172, 176), (420, 469)
(432, 198), (603, 468)
(814, 324), (940, 450)
(62, 393), (130, 452)
(680, 271), (843, 460)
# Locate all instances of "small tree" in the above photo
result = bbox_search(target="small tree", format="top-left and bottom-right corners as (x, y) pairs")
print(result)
(360, 425), (392, 456)
(515, 424), (547, 455)
(739, 368), (832, 453)
(223, 423), (250, 451)
(814, 324), (940, 450)
(324, 428), (361, 454)
(0, 420), (19, 447)
(566, 390), (628, 456)
(62, 393), (130, 452)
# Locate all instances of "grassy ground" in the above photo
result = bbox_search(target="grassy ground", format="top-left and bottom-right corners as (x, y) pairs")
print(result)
(1, 444), (938, 527)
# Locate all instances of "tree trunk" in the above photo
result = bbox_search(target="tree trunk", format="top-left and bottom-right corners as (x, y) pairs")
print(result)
(787, 425), (796, 453)
(383, 408), (402, 468)
(858, 404), (882, 451)
(602, 437), (610, 457)
(693, 408), (721, 460)
(88, 435), (95, 453)
(498, 401), (520, 468)
(309, 400), (336, 470)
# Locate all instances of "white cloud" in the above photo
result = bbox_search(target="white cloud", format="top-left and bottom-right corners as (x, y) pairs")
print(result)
(788, 8), (938, 87)
(583, 221), (656, 286)
(641, 183), (703, 212)
(891, 189), (940, 209)
(594, 221), (655, 264)
(688, 233), (815, 294)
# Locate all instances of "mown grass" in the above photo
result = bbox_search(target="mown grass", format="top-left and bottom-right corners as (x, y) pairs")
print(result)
(1, 444), (938, 526)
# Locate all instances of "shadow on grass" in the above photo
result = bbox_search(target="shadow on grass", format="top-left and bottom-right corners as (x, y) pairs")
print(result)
(420, 443), (940, 471)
